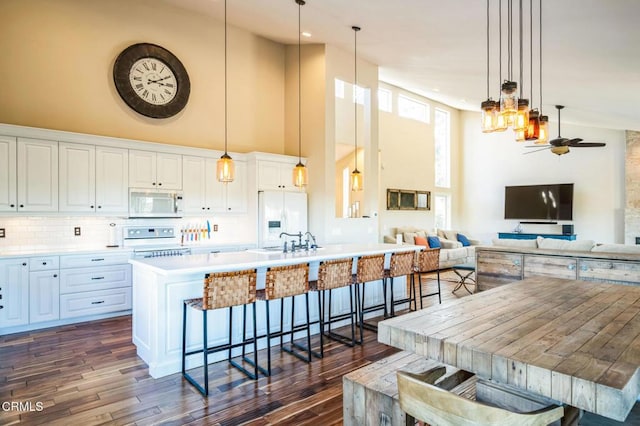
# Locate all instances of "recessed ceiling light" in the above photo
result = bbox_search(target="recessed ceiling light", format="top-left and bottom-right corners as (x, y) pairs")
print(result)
(433, 88), (440, 92)
(460, 99), (467, 103)
(302, 31), (312, 38)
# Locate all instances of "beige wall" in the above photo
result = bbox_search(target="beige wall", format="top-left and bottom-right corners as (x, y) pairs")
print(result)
(0, 0), (285, 153)
(378, 82), (462, 237)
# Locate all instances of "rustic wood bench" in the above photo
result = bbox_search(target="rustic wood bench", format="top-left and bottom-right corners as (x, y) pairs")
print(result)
(343, 350), (576, 426)
(342, 351), (475, 426)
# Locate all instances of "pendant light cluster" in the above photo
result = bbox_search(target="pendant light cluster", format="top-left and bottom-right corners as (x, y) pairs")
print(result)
(216, 0), (235, 182)
(480, 0), (548, 144)
(292, 0), (308, 188)
(350, 26), (363, 192)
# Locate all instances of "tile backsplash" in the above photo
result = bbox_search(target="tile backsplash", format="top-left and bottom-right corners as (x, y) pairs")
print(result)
(0, 215), (253, 251)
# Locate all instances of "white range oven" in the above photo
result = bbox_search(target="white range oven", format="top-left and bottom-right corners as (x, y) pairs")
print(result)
(123, 226), (191, 258)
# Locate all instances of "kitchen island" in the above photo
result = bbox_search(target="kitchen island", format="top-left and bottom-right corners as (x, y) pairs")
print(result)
(129, 243), (420, 378)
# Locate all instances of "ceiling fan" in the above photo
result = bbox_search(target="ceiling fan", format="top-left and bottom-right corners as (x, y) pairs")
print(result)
(524, 105), (606, 155)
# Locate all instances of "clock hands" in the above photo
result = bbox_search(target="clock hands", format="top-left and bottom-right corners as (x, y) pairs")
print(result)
(147, 76), (172, 84)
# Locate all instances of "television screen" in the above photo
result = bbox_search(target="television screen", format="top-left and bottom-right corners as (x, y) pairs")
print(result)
(504, 183), (573, 221)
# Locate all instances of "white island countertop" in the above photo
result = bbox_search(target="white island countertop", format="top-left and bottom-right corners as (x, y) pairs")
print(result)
(129, 243), (421, 276)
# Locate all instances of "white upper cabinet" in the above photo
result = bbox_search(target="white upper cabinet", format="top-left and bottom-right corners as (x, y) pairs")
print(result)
(59, 143), (96, 212)
(182, 156), (246, 214)
(257, 160), (299, 192)
(95, 146), (129, 214)
(0, 136), (17, 212)
(59, 144), (129, 214)
(17, 138), (58, 212)
(129, 150), (181, 189)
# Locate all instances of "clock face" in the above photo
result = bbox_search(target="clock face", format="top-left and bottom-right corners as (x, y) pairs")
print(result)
(113, 43), (190, 119)
(128, 57), (177, 105)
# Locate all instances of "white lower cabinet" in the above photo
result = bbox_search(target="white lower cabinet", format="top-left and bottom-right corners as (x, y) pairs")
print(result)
(60, 287), (131, 319)
(59, 252), (132, 320)
(0, 258), (29, 328)
(29, 262), (60, 324)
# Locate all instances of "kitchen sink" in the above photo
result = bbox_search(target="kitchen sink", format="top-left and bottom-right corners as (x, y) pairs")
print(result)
(246, 246), (323, 254)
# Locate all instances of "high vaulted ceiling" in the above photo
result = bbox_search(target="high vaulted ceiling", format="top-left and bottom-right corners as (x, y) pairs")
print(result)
(162, 0), (640, 132)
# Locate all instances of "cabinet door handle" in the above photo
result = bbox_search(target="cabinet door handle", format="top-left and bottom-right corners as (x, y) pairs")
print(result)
(98, 205), (102, 209)
(90, 205), (94, 209)
(91, 300), (105, 305)
(158, 182), (162, 186)
(19, 204), (24, 208)
(0, 305), (3, 310)
(152, 182), (156, 186)
(42, 262), (47, 265)
(22, 263), (27, 266)
(10, 204), (14, 208)
(567, 264), (576, 271)
(53, 274), (58, 278)
(91, 276), (105, 280)
(91, 258), (105, 262)
(514, 260), (520, 266)
(580, 264), (588, 271)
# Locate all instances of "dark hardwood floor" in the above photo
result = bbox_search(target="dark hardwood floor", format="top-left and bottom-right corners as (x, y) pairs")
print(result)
(0, 275), (458, 425)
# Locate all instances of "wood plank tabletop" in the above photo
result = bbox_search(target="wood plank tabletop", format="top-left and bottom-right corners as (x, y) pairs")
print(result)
(378, 276), (640, 422)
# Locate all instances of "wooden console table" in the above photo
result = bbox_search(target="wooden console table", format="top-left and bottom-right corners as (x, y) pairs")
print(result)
(378, 277), (640, 422)
(498, 232), (576, 240)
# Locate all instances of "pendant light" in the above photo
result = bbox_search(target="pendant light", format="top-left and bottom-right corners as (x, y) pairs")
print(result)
(216, 0), (235, 182)
(292, 0), (308, 188)
(481, 0), (498, 133)
(499, 0), (518, 123)
(535, 0), (549, 144)
(350, 26), (363, 192)
(513, 0), (529, 137)
(525, 0), (540, 141)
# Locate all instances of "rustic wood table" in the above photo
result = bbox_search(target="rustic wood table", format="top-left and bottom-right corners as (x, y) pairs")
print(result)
(378, 276), (640, 422)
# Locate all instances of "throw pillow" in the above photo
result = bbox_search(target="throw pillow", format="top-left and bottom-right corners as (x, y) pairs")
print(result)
(414, 236), (429, 247)
(403, 232), (418, 244)
(457, 233), (471, 247)
(491, 238), (537, 248)
(443, 230), (458, 241)
(427, 236), (441, 249)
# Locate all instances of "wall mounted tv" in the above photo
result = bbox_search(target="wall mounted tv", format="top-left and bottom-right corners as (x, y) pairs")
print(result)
(504, 183), (574, 221)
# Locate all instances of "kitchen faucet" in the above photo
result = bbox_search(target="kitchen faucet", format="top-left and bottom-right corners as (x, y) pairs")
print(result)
(279, 232), (303, 252)
(304, 231), (318, 249)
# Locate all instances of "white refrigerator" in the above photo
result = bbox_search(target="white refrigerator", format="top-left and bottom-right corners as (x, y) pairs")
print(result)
(258, 191), (308, 248)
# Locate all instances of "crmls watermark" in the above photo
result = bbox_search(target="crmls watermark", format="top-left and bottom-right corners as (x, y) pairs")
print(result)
(1, 401), (44, 412)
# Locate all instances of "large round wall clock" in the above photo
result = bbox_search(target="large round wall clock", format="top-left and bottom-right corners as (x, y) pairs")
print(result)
(113, 43), (190, 119)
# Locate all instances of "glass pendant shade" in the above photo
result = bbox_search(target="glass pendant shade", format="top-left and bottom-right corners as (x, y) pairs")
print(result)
(538, 115), (549, 144)
(481, 99), (498, 133)
(216, 154), (235, 182)
(494, 112), (508, 132)
(514, 99), (530, 131)
(292, 162), (308, 187)
(526, 109), (540, 141)
(515, 128), (526, 141)
(500, 81), (518, 115)
(351, 169), (362, 192)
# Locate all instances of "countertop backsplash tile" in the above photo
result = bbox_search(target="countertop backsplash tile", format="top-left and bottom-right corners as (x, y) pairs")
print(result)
(0, 215), (253, 253)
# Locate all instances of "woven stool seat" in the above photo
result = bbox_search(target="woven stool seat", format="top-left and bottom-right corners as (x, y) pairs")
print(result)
(182, 268), (260, 396)
(355, 254), (386, 335)
(387, 251), (418, 317)
(414, 248), (442, 308)
(259, 263), (314, 375)
(312, 258), (358, 353)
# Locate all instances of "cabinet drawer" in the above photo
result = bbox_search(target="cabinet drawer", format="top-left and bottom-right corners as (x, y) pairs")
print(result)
(29, 256), (59, 271)
(524, 255), (577, 280)
(578, 260), (640, 286)
(60, 288), (131, 319)
(60, 264), (131, 294)
(60, 252), (131, 269)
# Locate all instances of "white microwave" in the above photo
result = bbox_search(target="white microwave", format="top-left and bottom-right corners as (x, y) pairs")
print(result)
(129, 189), (183, 218)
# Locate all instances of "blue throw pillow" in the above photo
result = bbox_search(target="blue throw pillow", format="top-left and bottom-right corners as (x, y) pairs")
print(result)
(457, 233), (471, 247)
(427, 236), (441, 249)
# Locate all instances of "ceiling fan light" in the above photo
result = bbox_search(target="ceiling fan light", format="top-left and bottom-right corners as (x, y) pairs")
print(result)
(481, 99), (498, 133)
(500, 80), (518, 116)
(538, 115), (550, 144)
(514, 99), (530, 131)
(550, 145), (569, 156)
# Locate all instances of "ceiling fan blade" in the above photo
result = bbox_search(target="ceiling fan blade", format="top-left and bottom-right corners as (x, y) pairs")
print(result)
(523, 146), (552, 154)
(567, 138), (583, 146)
(524, 144), (550, 148)
(571, 142), (607, 148)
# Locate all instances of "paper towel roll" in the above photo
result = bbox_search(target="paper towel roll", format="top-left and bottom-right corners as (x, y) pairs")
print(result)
(107, 223), (119, 247)
(396, 234), (403, 245)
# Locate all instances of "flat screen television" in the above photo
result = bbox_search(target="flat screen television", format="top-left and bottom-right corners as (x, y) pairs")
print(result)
(504, 183), (573, 221)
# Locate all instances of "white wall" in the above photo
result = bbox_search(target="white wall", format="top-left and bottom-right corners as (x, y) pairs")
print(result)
(460, 111), (626, 244)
